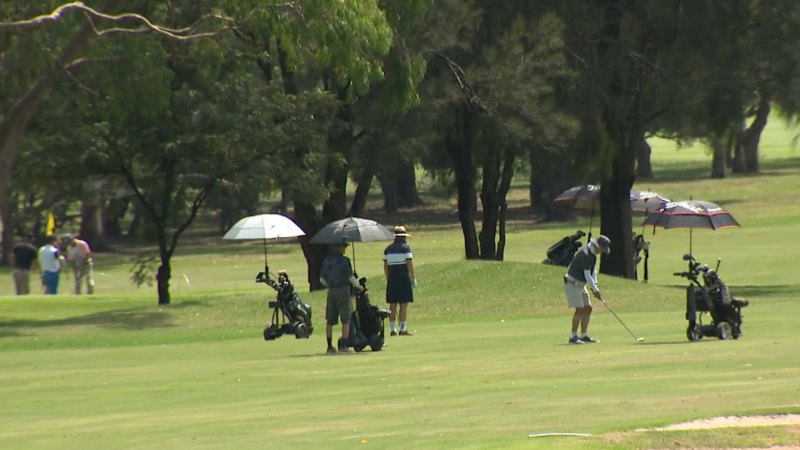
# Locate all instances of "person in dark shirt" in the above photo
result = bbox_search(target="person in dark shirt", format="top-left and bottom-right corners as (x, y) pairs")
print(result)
(564, 235), (610, 344)
(11, 234), (38, 295)
(384, 226), (416, 336)
(320, 240), (363, 354)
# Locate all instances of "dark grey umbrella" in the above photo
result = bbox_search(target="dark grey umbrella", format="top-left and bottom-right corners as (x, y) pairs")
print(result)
(309, 217), (395, 271)
(642, 200), (740, 254)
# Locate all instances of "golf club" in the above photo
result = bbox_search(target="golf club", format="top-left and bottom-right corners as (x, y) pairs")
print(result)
(597, 296), (644, 342)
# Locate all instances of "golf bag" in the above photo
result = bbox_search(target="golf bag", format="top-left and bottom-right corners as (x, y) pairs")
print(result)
(673, 254), (749, 341)
(341, 277), (390, 352)
(257, 269), (313, 340)
(543, 230), (586, 266)
(632, 233), (650, 282)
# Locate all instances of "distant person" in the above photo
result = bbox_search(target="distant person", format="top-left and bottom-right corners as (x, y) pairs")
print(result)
(320, 239), (363, 354)
(64, 234), (95, 294)
(564, 235), (611, 344)
(38, 235), (62, 295)
(384, 226), (416, 336)
(11, 234), (38, 295)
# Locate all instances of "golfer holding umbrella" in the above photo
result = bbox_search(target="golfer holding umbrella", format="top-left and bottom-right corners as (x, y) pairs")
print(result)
(564, 235), (611, 344)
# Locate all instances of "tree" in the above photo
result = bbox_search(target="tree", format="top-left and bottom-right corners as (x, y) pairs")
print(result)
(229, 0), (430, 289)
(420, 0), (574, 259)
(0, 1), (231, 225)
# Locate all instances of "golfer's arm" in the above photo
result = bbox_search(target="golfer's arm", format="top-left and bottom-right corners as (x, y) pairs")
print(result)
(407, 260), (415, 280)
(584, 269), (599, 293)
(384, 261), (388, 279)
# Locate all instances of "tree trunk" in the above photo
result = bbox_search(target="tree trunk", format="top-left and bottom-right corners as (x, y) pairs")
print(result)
(0, 197), (17, 266)
(293, 201), (326, 291)
(79, 188), (110, 251)
(445, 106), (479, 259)
(379, 175), (398, 214)
(103, 197), (129, 238)
(710, 137), (727, 179)
(599, 125), (637, 279)
(395, 159), (422, 208)
(636, 138), (653, 178)
(156, 260), (171, 305)
(350, 158), (376, 217)
(740, 94), (770, 173)
(732, 119), (747, 173)
(478, 145), (500, 260)
(494, 148), (515, 261)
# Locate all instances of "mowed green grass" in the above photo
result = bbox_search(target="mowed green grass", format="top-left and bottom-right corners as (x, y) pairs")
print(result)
(1, 118), (800, 449)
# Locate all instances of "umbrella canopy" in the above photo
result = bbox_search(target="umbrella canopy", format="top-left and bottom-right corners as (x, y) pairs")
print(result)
(642, 200), (740, 230)
(555, 185), (670, 212)
(309, 217), (395, 272)
(642, 200), (739, 254)
(554, 184), (600, 210)
(222, 214), (306, 269)
(309, 217), (394, 244)
(630, 190), (670, 213)
(554, 185), (670, 237)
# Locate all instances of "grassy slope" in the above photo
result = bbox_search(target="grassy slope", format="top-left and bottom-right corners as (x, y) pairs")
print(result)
(1, 119), (799, 449)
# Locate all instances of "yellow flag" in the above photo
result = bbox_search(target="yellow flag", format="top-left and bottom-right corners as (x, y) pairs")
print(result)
(46, 212), (56, 236)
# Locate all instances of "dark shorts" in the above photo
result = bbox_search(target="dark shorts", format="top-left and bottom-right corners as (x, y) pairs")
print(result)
(326, 286), (351, 325)
(386, 270), (413, 304)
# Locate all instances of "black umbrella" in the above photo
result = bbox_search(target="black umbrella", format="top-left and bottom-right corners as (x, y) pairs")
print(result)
(642, 200), (740, 254)
(309, 217), (395, 271)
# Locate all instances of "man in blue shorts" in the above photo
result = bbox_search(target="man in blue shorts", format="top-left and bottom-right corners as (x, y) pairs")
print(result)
(564, 235), (611, 344)
(320, 239), (363, 354)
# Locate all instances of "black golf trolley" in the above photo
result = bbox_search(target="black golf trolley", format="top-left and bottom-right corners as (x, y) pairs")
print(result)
(673, 254), (749, 341)
(257, 268), (313, 340)
(543, 230), (586, 266)
(340, 276), (390, 352)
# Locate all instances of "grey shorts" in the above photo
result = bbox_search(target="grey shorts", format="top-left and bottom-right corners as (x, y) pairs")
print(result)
(326, 286), (351, 325)
(564, 277), (591, 308)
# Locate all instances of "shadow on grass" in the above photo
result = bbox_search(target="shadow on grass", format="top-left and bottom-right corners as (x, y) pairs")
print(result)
(0, 303), (203, 333)
(726, 284), (800, 299)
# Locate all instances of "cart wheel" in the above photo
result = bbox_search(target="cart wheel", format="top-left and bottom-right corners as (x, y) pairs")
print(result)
(263, 324), (278, 341)
(732, 324), (742, 339)
(369, 334), (384, 352)
(686, 323), (703, 341)
(716, 322), (732, 340)
(293, 322), (309, 339)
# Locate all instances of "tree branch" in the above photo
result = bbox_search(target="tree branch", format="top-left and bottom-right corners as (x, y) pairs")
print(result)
(0, 1), (234, 40)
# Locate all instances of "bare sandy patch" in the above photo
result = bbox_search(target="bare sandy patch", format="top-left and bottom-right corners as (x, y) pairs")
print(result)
(640, 414), (800, 431)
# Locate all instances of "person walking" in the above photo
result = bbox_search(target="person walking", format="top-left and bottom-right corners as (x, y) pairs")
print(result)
(38, 235), (62, 295)
(564, 234), (611, 344)
(320, 239), (363, 354)
(384, 226), (416, 336)
(11, 234), (38, 295)
(64, 234), (95, 294)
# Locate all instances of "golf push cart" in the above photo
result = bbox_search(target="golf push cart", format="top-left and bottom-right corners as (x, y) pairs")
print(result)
(543, 230), (586, 266)
(257, 268), (313, 340)
(340, 276), (390, 352)
(673, 254), (749, 341)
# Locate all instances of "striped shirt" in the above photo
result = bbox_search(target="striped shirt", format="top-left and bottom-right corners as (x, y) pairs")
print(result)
(383, 238), (412, 266)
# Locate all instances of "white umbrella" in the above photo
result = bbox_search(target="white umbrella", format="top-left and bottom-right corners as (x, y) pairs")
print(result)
(222, 214), (306, 269)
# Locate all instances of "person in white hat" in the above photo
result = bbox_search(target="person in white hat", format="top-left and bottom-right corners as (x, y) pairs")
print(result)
(383, 226), (416, 336)
(563, 234), (610, 344)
